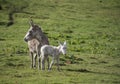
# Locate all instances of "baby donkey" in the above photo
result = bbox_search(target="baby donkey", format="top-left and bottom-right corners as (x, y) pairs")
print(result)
(40, 41), (67, 71)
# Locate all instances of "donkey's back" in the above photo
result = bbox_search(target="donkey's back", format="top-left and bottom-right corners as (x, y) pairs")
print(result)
(41, 45), (58, 56)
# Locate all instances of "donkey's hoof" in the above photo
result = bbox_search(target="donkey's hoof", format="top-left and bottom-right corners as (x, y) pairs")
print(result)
(33, 66), (36, 69)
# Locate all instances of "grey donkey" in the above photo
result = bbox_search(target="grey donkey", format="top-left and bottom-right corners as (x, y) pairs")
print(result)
(24, 19), (49, 69)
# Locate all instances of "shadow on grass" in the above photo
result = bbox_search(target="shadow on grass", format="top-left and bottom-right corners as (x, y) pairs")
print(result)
(66, 68), (120, 76)
(0, 38), (6, 41)
(4, 62), (25, 67)
(66, 68), (90, 73)
(0, 22), (6, 26)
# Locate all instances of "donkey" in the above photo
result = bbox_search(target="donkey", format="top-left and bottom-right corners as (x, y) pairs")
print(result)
(24, 19), (49, 69)
(40, 41), (67, 71)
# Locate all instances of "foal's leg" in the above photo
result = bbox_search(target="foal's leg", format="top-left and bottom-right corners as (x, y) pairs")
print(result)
(41, 56), (45, 70)
(30, 52), (33, 68)
(56, 57), (60, 71)
(47, 57), (49, 70)
(49, 57), (55, 70)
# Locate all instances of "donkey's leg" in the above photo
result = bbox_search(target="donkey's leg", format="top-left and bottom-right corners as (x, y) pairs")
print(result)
(33, 53), (37, 68)
(37, 47), (41, 70)
(37, 48), (41, 70)
(38, 55), (41, 70)
(49, 57), (55, 70)
(30, 52), (33, 68)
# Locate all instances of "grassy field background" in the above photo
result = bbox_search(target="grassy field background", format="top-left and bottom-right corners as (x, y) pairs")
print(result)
(0, 0), (120, 84)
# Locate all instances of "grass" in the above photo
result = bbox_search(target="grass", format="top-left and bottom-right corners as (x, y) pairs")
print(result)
(0, 0), (120, 84)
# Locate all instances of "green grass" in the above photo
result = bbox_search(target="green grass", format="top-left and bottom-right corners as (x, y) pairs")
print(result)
(0, 0), (120, 84)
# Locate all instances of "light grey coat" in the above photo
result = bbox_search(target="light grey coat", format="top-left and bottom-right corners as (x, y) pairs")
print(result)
(40, 41), (67, 71)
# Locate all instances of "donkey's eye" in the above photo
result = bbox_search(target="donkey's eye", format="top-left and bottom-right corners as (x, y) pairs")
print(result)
(29, 30), (33, 33)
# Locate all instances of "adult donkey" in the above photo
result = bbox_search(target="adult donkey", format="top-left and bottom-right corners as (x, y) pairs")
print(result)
(24, 19), (49, 69)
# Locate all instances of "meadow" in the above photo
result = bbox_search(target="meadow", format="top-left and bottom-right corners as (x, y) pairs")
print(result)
(0, 0), (120, 84)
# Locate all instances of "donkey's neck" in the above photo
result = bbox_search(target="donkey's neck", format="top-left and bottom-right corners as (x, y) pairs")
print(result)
(35, 31), (49, 45)
(35, 30), (44, 43)
(36, 36), (42, 43)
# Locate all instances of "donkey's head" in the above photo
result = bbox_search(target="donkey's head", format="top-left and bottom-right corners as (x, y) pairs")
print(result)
(59, 41), (67, 55)
(24, 19), (43, 42)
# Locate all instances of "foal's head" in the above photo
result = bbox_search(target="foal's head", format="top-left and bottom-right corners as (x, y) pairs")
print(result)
(59, 41), (67, 55)
(24, 19), (43, 42)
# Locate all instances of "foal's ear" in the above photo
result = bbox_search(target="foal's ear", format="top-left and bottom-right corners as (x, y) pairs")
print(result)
(29, 19), (34, 27)
(63, 41), (67, 45)
(58, 41), (62, 45)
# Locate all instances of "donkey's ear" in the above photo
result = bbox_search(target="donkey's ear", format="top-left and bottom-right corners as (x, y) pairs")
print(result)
(29, 19), (34, 27)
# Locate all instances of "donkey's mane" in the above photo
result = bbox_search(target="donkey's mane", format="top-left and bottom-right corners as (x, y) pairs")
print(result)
(32, 24), (44, 35)
(33, 24), (41, 29)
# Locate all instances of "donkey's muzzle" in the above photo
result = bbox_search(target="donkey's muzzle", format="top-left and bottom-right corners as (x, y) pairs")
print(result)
(24, 38), (28, 42)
